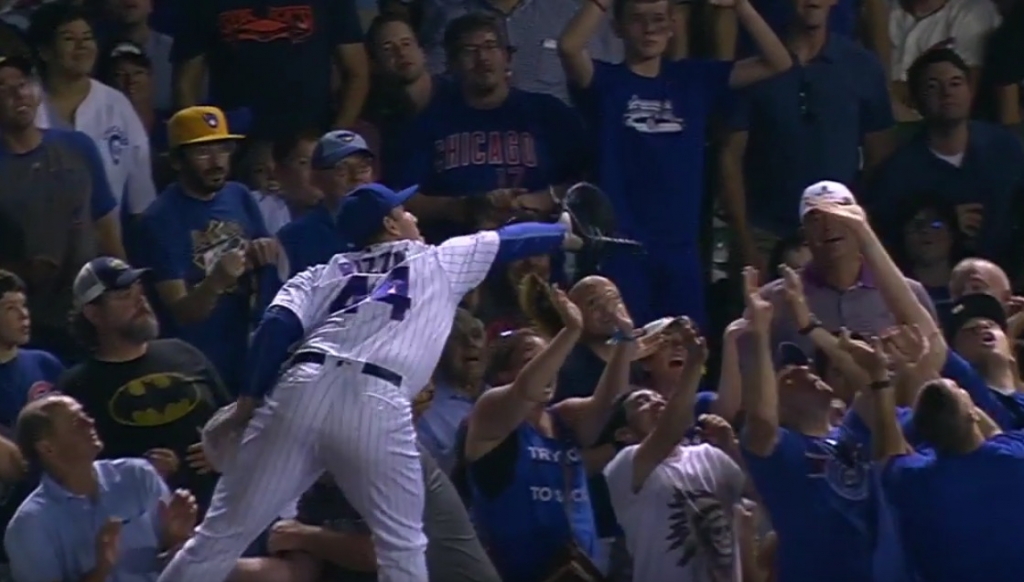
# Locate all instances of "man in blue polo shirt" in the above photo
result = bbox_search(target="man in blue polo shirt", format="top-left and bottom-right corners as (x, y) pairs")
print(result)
(5, 394), (197, 582)
(133, 106), (280, 396)
(277, 130), (375, 276)
(720, 0), (894, 274)
(868, 48), (1024, 268)
(558, 0), (791, 327)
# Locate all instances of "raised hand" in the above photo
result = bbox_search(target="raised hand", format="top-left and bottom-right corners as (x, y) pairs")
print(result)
(698, 414), (737, 450)
(806, 200), (869, 225)
(880, 324), (928, 370)
(723, 317), (749, 342)
(680, 319), (709, 366)
(742, 267), (772, 333)
(551, 287), (583, 332)
(838, 329), (888, 379)
(779, 264), (812, 328)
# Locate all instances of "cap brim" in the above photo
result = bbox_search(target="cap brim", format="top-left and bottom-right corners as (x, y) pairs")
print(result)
(113, 267), (149, 289)
(394, 184), (419, 206)
(174, 134), (245, 148)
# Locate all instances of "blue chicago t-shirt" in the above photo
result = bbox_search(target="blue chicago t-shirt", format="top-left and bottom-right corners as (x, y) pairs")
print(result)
(388, 87), (586, 196)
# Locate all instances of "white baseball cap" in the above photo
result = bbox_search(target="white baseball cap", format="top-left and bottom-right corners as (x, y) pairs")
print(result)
(798, 180), (856, 221)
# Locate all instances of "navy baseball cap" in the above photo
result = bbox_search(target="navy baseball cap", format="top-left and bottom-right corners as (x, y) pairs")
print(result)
(337, 183), (419, 248)
(73, 257), (148, 308)
(776, 342), (811, 368)
(311, 130), (372, 170)
(0, 55), (33, 76)
(946, 292), (1007, 339)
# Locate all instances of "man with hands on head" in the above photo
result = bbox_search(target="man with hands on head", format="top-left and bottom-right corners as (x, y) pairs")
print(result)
(603, 318), (747, 582)
(849, 331), (1024, 582)
(5, 395), (198, 582)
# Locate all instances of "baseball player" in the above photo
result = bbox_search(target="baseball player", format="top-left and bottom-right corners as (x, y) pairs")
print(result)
(158, 183), (579, 582)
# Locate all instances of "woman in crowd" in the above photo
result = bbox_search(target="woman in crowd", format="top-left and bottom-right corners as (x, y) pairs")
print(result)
(460, 288), (634, 582)
(27, 1), (156, 217)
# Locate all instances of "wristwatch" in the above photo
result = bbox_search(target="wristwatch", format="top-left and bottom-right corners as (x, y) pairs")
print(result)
(797, 317), (822, 336)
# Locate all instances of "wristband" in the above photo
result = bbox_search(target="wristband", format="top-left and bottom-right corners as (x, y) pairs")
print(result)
(797, 318), (822, 336)
(868, 379), (891, 391)
(608, 329), (637, 344)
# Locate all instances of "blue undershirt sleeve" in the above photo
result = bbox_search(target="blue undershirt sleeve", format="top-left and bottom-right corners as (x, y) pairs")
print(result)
(242, 305), (305, 399)
(493, 222), (567, 265)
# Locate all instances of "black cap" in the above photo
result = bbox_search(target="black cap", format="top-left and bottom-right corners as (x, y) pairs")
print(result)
(946, 293), (1007, 339)
(0, 54), (33, 76)
(776, 342), (811, 368)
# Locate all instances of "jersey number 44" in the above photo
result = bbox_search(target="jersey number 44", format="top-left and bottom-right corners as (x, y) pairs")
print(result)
(327, 251), (412, 321)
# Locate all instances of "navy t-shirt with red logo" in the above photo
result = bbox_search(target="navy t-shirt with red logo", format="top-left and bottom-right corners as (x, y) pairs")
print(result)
(0, 349), (63, 429)
(170, 0), (364, 137)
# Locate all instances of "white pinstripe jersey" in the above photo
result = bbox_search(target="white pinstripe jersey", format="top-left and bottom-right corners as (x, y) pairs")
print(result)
(271, 231), (501, 397)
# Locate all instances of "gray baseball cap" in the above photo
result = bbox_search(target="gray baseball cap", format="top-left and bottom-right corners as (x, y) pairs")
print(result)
(72, 257), (148, 309)
(311, 130), (372, 170)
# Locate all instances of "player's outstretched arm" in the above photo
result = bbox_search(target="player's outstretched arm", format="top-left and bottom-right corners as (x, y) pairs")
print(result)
(438, 222), (573, 297)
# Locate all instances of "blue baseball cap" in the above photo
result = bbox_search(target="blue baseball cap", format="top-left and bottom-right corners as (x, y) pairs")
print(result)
(73, 257), (148, 308)
(311, 130), (372, 170)
(337, 183), (418, 248)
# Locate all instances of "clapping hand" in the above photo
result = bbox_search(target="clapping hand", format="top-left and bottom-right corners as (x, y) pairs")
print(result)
(742, 267), (772, 334)
(95, 518), (122, 572)
(159, 489), (198, 547)
(247, 238), (280, 268)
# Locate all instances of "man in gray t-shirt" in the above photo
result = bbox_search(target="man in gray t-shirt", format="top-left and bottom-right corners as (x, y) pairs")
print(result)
(289, 444), (499, 582)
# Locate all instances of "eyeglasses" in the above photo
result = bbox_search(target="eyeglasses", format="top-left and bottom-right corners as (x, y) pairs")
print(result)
(909, 218), (946, 231)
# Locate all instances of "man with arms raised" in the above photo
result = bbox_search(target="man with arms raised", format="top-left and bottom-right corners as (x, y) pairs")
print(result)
(558, 0), (791, 326)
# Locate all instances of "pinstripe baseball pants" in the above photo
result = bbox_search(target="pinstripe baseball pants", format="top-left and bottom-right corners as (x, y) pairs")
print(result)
(157, 358), (429, 582)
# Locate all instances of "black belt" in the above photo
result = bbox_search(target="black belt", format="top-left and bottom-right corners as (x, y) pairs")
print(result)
(290, 351), (403, 388)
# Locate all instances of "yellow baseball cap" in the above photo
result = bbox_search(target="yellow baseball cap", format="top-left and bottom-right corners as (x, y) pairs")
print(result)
(167, 106), (243, 149)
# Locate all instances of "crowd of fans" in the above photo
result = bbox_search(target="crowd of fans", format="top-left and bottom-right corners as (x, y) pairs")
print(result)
(0, 0), (1023, 580)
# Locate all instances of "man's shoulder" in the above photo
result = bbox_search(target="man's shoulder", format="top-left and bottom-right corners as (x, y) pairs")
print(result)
(6, 486), (49, 531)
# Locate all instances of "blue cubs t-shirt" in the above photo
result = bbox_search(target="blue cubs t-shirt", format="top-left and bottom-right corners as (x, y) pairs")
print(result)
(0, 349), (63, 428)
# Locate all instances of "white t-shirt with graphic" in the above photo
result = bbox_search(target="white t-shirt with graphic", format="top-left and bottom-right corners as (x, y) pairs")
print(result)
(605, 443), (745, 582)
